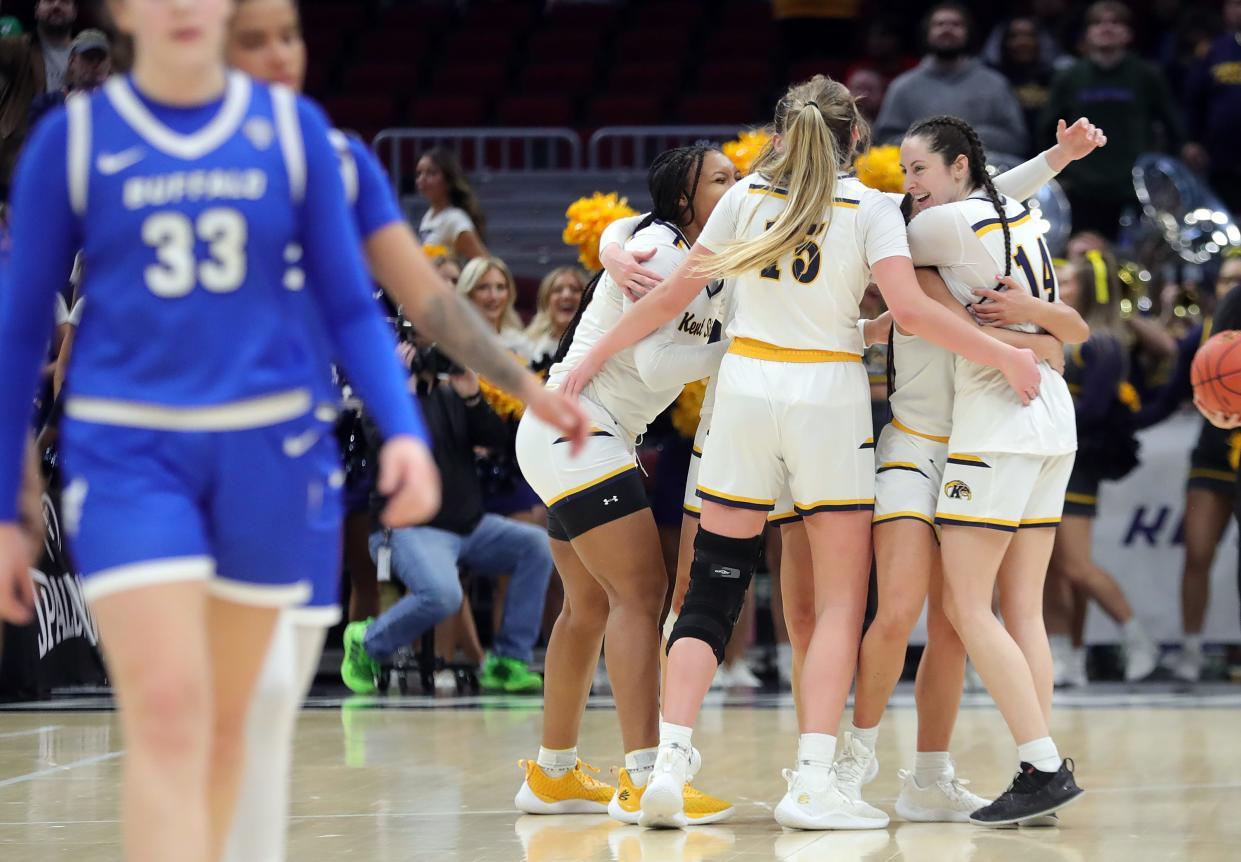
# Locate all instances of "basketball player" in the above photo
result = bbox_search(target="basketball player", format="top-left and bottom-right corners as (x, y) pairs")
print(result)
(898, 115), (1091, 825)
(514, 145), (735, 826)
(222, 1), (589, 856)
(561, 76), (1041, 829)
(0, 2), (438, 859)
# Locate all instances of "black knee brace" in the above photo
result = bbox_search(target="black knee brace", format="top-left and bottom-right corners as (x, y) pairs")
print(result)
(667, 528), (763, 664)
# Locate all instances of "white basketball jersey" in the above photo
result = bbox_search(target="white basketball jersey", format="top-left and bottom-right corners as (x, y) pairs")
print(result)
(909, 194), (1076, 455)
(549, 220), (725, 443)
(696, 175), (910, 353)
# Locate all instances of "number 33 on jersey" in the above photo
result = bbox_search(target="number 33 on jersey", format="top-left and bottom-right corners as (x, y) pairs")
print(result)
(63, 72), (318, 406)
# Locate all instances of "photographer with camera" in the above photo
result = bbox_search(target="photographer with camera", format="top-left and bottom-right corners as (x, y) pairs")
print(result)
(340, 326), (553, 695)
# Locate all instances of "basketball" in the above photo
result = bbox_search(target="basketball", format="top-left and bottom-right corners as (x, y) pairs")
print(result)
(1192, 330), (1241, 415)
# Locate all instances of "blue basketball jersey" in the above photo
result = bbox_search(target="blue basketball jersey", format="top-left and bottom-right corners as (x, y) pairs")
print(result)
(0, 73), (425, 520)
(66, 74), (316, 412)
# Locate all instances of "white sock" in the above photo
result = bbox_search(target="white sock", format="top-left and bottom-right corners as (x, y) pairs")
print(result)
(776, 642), (792, 665)
(625, 746), (659, 786)
(796, 733), (836, 778)
(1122, 617), (1145, 639)
(1017, 737), (1062, 772)
(536, 745), (577, 778)
(849, 722), (878, 752)
(1049, 633), (1071, 653)
(659, 720), (694, 757)
(225, 618), (326, 862)
(1183, 633), (1203, 656)
(913, 751), (952, 787)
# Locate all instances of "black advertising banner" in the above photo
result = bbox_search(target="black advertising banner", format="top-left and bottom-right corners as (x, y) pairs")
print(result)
(0, 477), (105, 701)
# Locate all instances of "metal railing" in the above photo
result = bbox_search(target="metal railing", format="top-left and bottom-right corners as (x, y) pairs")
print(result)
(372, 128), (583, 189)
(587, 126), (747, 169)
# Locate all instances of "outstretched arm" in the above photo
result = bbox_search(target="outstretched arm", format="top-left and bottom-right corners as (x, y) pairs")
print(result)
(992, 118), (1107, 201)
(971, 278), (1090, 345)
(560, 247), (714, 397)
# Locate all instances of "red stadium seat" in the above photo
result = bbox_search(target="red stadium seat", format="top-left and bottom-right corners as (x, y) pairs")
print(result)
(526, 29), (604, 63)
(442, 30), (516, 62)
(322, 95), (397, 141)
(788, 58), (852, 84)
(587, 94), (664, 126)
(522, 61), (597, 97)
(497, 95), (575, 128)
(544, 3), (620, 29)
(721, 0), (774, 28)
(696, 59), (770, 93)
(377, 3), (455, 31)
(614, 29), (689, 61)
(434, 61), (508, 97)
(607, 60), (682, 92)
(710, 26), (778, 60)
(300, 3), (362, 36)
(357, 29), (431, 62)
(676, 93), (760, 125)
(343, 61), (420, 94)
(408, 95), (488, 128)
(631, 2), (703, 30)
(462, 3), (536, 33)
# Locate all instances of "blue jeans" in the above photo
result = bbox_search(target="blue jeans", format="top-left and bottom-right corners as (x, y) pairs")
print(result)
(364, 514), (553, 663)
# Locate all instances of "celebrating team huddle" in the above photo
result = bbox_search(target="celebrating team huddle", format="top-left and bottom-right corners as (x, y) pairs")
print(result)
(0, 1), (1115, 854)
(515, 74), (1108, 830)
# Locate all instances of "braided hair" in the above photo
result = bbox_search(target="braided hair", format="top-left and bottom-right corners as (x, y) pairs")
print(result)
(635, 144), (716, 235)
(555, 143), (719, 364)
(555, 145), (719, 364)
(906, 115), (1012, 280)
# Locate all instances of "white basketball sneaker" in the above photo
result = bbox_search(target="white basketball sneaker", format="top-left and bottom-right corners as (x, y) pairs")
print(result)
(894, 768), (990, 823)
(773, 766), (889, 830)
(638, 743), (692, 828)
(833, 733), (880, 800)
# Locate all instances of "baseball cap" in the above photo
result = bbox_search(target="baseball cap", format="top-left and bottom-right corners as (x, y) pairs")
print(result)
(70, 29), (110, 57)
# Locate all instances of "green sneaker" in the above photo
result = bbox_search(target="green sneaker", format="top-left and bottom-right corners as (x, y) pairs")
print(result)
(479, 653), (543, 693)
(341, 619), (379, 695)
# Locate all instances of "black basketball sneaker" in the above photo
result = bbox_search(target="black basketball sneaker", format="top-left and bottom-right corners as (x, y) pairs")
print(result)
(969, 759), (1083, 827)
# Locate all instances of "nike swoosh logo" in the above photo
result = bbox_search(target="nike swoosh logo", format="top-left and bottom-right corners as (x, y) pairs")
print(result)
(96, 148), (145, 175)
(282, 428), (321, 458)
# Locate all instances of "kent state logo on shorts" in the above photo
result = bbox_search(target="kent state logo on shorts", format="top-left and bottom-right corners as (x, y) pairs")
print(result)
(944, 480), (972, 501)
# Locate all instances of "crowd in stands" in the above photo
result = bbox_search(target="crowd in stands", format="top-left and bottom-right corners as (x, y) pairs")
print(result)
(4, 0), (1241, 693)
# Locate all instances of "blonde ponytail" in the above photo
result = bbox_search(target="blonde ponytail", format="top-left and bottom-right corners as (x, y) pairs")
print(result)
(702, 76), (864, 280)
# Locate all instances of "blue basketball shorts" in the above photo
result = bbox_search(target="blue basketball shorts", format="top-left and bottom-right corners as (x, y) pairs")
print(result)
(59, 410), (343, 609)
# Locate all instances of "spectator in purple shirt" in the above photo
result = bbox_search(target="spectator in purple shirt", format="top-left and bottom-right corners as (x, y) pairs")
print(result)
(1183, 0), (1241, 215)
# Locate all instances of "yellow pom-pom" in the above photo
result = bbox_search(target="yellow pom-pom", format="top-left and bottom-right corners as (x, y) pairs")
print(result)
(478, 376), (525, 421)
(563, 192), (639, 271)
(1117, 381), (1141, 413)
(671, 379), (709, 439)
(854, 145), (905, 194)
(476, 352), (531, 421)
(422, 243), (449, 259)
(722, 128), (772, 176)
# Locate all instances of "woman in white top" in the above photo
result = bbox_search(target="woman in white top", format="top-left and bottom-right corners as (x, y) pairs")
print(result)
(562, 75), (1041, 830)
(839, 118), (1103, 824)
(525, 265), (588, 365)
(897, 115), (1092, 825)
(514, 145), (739, 825)
(416, 147), (488, 259)
(457, 256), (534, 361)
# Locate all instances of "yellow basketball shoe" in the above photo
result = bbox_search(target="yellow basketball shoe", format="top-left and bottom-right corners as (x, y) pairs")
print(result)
(515, 758), (615, 815)
(608, 768), (734, 826)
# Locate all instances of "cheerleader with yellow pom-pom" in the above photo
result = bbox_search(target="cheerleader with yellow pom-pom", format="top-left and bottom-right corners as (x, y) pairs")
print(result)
(513, 145), (740, 825)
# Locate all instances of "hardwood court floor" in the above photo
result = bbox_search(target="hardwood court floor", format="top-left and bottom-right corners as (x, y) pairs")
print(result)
(2, 686), (1240, 861)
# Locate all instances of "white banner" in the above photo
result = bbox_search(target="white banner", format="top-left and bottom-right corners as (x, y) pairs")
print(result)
(1089, 410), (1239, 644)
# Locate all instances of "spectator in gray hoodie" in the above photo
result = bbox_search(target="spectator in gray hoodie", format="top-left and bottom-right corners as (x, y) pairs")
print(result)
(873, 2), (1029, 157)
